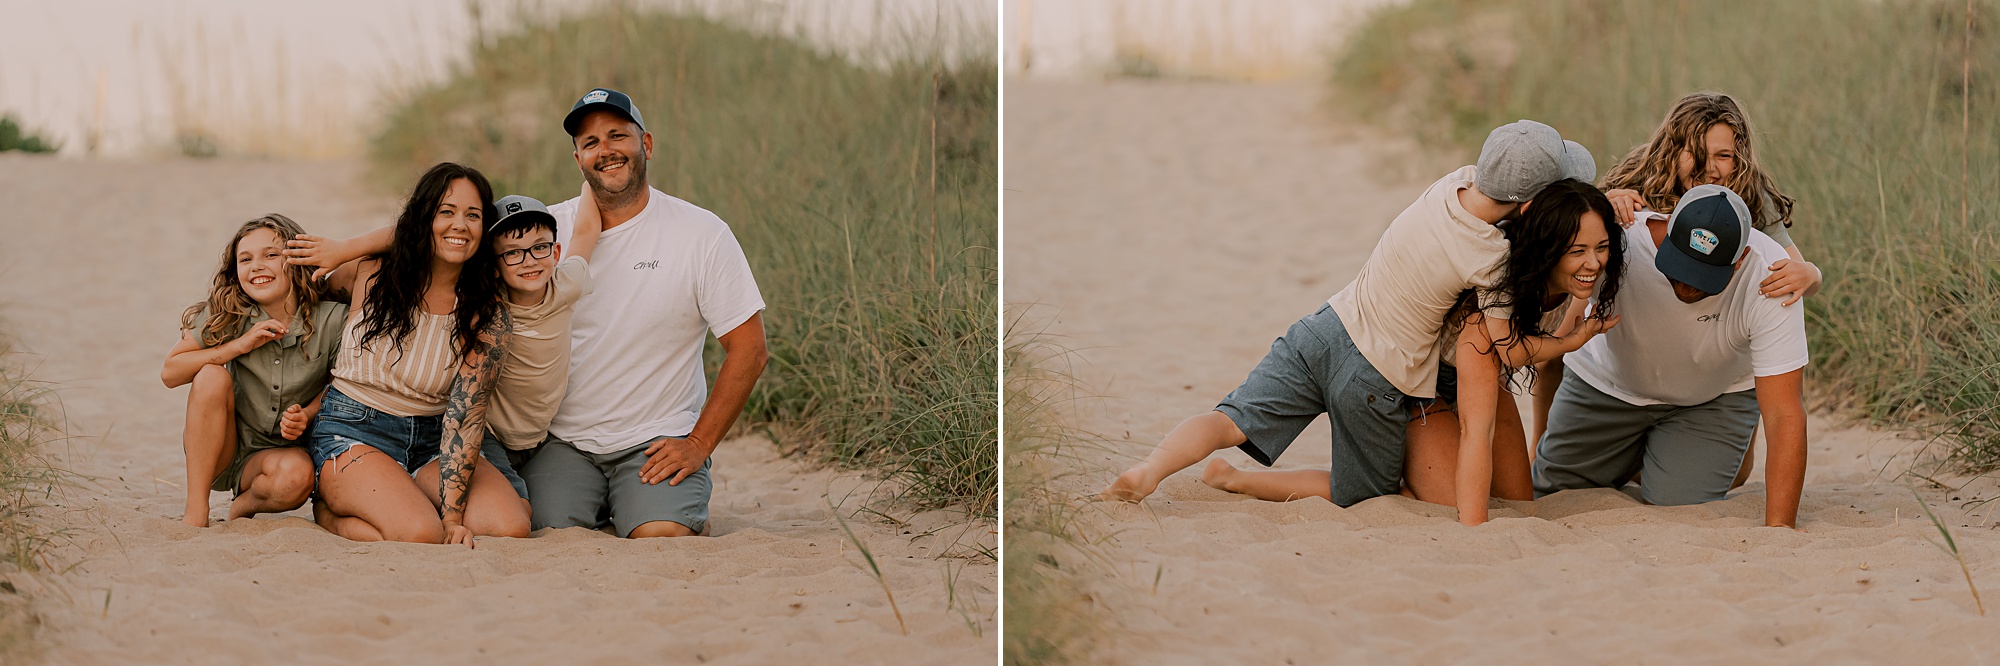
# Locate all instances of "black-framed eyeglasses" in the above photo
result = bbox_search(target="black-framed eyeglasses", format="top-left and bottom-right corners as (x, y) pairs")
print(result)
(499, 242), (555, 266)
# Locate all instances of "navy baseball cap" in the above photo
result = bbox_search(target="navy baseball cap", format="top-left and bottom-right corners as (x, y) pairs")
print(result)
(563, 88), (647, 137)
(1655, 184), (1754, 295)
(489, 194), (556, 235)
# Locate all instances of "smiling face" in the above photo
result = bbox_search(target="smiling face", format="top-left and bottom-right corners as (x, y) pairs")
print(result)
(572, 110), (652, 204)
(431, 177), (484, 266)
(493, 227), (561, 295)
(1551, 210), (1611, 301)
(1674, 123), (1738, 192)
(234, 227), (293, 308)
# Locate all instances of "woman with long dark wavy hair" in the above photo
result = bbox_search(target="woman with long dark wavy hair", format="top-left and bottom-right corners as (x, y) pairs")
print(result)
(304, 162), (518, 545)
(1200, 179), (1625, 522)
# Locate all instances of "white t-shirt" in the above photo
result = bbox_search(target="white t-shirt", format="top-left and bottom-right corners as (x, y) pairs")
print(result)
(1328, 165), (1510, 399)
(1565, 220), (1809, 406)
(548, 188), (766, 454)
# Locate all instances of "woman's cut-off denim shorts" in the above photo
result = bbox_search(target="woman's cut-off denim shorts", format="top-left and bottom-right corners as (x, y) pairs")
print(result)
(308, 386), (442, 474)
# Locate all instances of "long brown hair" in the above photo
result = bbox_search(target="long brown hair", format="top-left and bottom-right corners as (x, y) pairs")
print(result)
(1601, 91), (1794, 230)
(179, 214), (329, 354)
(356, 162), (503, 359)
(1440, 179), (1625, 390)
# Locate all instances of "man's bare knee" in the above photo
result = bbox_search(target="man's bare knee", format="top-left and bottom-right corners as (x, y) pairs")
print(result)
(627, 520), (696, 539)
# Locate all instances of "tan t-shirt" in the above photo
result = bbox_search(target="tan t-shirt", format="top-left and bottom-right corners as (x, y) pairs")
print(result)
(487, 255), (592, 450)
(1328, 165), (1509, 399)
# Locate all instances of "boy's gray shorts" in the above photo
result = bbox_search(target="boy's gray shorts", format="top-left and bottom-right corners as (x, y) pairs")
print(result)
(519, 435), (712, 537)
(1532, 367), (1759, 505)
(1215, 304), (1412, 507)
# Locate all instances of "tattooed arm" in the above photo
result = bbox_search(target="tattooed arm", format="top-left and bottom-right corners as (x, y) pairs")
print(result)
(438, 308), (513, 546)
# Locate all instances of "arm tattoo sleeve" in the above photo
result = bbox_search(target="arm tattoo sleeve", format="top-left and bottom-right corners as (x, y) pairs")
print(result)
(439, 309), (512, 523)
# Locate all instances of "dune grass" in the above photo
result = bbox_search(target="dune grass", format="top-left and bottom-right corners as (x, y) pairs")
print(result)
(0, 337), (67, 657)
(1331, 0), (2000, 466)
(370, 4), (996, 516)
(1002, 314), (1108, 665)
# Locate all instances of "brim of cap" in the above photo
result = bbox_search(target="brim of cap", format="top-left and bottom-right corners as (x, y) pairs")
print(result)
(563, 102), (643, 136)
(488, 209), (558, 234)
(1561, 140), (1596, 183)
(1654, 238), (1734, 296)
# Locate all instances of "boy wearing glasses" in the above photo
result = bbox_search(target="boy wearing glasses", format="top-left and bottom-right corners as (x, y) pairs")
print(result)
(284, 188), (601, 507)
(471, 190), (599, 501)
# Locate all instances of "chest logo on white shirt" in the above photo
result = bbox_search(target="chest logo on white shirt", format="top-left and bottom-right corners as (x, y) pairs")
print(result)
(1698, 313), (1722, 322)
(634, 260), (660, 270)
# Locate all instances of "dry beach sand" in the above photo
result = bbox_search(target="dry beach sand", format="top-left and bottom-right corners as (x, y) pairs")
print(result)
(1005, 79), (2000, 663)
(0, 155), (994, 664)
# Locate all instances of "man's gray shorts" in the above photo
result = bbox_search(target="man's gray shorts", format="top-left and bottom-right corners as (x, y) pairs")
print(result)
(1215, 303), (1412, 507)
(519, 435), (712, 537)
(1532, 367), (1759, 505)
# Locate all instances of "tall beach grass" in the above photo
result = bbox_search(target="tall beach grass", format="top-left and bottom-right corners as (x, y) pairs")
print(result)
(370, 4), (997, 515)
(0, 336), (68, 657)
(1332, 0), (2000, 466)
(1002, 316), (1107, 665)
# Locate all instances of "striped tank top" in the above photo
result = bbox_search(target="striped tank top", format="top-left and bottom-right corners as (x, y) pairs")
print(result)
(329, 307), (459, 417)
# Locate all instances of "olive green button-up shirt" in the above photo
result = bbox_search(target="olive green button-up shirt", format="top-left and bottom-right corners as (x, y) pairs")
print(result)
(191, 301), (349, 447)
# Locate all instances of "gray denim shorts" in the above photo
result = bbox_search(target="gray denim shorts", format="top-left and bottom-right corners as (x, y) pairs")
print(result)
(1215, 304), (1412, 507)
(1532, 367), (1760, 505)
(519, 435), (712, 537)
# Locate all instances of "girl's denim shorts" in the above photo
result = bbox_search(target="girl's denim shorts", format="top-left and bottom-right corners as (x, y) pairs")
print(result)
(307, 386), (442, 473)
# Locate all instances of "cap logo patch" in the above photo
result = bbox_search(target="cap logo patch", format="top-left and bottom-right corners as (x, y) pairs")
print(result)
(506, 201), (522, 213)
(583, 90), (610, 104)
(1689, 228), (1719, 255)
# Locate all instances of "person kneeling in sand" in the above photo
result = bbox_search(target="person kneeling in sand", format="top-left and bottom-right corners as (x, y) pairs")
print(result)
(1103, 121), (1619, 526)
(1203, 179), (1626, 513)
(301, 163), (517, 545)
(289, 188), (604, 545)
(1530, 184), (1811, 529)
(517, 88), (769, 539)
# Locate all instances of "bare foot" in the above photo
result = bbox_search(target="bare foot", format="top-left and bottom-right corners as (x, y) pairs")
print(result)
(182, 501), (211, 528)
(1199, 458), (1240, 493)
(1100, 465), (1161, 502)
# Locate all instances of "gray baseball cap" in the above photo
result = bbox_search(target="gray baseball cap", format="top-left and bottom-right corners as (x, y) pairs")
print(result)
(1655, 184), (1754, 295)
(1475, 120), (1596, 202)
(490, 194), (557, 235)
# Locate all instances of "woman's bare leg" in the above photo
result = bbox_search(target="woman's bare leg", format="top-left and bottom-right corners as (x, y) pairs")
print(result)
(1403, 404), (1462, 505)
(414, 457), (533, 538)
(1198, 459), (1331, 502)
(229, 447), (315, 519)
(315, 445), (445, 544)
(313, 500), (384, 541)
(1102, 411), (1248, 502)
(181, 365), (236, 527)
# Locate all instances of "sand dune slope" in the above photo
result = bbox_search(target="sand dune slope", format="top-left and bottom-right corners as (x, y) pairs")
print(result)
(1005, 79), (2000, 664)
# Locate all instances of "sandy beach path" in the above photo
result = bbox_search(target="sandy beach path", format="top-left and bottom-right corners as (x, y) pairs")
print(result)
(0, 155), (994, 664)
(1005, 79), (2000, 663)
